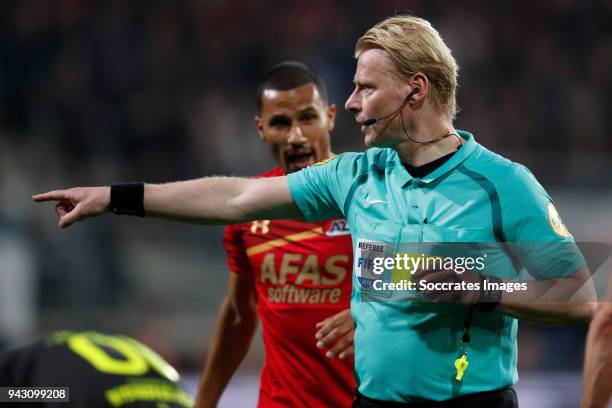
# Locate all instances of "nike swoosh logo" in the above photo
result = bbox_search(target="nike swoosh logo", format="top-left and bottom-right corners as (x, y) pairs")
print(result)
(365, 199), (387, 207)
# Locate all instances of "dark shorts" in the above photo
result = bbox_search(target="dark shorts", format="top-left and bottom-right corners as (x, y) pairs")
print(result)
(352, 387), (518, 408)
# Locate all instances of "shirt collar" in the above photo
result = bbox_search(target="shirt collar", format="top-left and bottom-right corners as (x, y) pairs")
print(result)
(392, 130), (479, 186)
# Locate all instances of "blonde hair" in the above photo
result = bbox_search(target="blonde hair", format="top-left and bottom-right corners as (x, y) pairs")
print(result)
(356, 15), (459, 118)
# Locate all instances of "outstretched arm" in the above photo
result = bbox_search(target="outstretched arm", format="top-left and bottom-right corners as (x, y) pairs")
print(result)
(32, 176), (302, 228)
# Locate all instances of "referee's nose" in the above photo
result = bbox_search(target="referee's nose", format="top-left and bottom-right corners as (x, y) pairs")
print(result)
(345, 89), (361, 116)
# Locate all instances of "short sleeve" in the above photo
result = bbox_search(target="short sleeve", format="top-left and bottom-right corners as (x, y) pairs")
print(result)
(287, 153), (359, 222)
(500, 165), (586, 279)
(223, 224), (254, 275)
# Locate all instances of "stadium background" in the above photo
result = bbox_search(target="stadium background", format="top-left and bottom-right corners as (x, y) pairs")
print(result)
(0, 0), (611, 406)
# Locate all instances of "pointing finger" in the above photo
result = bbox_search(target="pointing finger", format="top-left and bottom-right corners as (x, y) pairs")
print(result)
(32, 190), (69, 202)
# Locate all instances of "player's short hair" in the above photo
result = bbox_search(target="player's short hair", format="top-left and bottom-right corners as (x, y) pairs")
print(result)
(355, 15), (459, 119)
(256, 61), (329, 114)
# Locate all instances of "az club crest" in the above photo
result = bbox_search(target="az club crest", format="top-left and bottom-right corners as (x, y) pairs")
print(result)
(326, 219), (350, 237)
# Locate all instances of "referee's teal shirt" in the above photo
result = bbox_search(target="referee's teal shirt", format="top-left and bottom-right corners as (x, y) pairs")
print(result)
(287, 131), (585, 402)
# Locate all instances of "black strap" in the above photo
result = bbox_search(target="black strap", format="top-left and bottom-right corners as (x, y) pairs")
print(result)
(462, 274), (502, 347)
(475, 275), (503, 311)
(462, 306), (474, 344)
(110, 183), (145, 217)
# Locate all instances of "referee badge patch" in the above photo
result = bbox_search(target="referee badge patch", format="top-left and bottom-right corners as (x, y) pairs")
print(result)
(354, 239), (387, 290)
(547, 202), (572, 238)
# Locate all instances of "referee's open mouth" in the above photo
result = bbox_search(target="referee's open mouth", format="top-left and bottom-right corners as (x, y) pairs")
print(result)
(285, 149), (315, 171)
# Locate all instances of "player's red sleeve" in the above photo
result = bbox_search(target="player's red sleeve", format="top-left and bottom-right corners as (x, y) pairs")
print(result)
(223, 224), (254, 275)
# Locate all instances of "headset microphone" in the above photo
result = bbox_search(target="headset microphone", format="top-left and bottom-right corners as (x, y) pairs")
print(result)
(361, 118), (378, 127)
(362, 87), (420, 127)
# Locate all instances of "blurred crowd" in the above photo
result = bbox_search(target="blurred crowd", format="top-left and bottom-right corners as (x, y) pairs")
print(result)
(0, 0), (611, 372)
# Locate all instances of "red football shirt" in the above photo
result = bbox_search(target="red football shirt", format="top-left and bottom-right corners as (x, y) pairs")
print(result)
(223, 167), (355, 408)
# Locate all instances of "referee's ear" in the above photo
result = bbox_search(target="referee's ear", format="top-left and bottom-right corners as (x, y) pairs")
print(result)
(254, 115), (266, 141)
(326, 104), (337, 132)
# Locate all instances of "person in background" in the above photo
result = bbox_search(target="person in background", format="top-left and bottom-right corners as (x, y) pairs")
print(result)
(196, 62), (355, 408)
(0, 330), (193, 407)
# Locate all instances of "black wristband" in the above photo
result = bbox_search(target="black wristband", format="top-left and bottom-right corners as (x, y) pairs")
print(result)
(110, 183), (145, 217)
(475, 275), (502, 311)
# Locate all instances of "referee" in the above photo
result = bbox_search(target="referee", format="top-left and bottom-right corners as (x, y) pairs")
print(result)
(34, 15), (596, 407)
